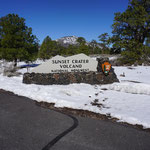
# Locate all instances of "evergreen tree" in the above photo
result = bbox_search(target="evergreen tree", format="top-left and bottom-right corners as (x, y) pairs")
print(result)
(98, 33), (109, 46)
(38, 36), (52, 59)
(0, 14), (39, 66)
(39, 36), (63, 59)
(111, 0), (150, 64)
(89, 40), (97, 54)
(89, 40), (102, 54)
(94, 46), (102, 54)
(98, 33), (110, 54)
(65, 45), (78, 55)
(77, 44), (89, 55)
(50, 41), (61, 56)
(77, 37), (86, 45)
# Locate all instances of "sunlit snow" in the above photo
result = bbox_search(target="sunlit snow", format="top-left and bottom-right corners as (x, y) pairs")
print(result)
(0, 61), (150, 129)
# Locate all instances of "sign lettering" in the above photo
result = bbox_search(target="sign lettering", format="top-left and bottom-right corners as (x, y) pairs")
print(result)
(31, 54), (98, 74)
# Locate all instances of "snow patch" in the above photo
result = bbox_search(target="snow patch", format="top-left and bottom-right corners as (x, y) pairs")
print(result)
(0, 62), (150, 129)
(105, 82), (150, 95)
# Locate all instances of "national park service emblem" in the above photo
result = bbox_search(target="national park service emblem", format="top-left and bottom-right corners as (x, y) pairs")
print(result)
(102, 62), (111, 75)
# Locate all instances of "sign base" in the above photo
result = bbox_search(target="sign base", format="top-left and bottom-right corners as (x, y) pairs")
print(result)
(23, 71), (119, 85)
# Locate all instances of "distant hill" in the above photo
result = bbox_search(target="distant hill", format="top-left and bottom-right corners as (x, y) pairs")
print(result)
(55, 36), (102, 49)
(56, 36), (79, 47)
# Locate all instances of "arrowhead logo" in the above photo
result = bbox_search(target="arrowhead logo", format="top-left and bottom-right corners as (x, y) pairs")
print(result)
(102, 62), (111, 75)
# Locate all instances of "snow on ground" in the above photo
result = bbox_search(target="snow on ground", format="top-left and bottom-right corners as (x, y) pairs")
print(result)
(0, 62), (150, 129)
(114, 66), (150, 84)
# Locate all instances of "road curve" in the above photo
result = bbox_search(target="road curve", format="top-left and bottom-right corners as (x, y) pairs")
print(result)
(0, 89), (150, 150)
(42, 112), (78, 150)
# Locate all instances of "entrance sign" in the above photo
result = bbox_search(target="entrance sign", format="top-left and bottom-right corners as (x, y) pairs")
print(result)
(31, 54), (98, 73)
(102, 62), (111, 75)
(23, 56), (119, 85)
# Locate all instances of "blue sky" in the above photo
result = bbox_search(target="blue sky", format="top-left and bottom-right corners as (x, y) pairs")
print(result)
(0, 0), (129, 43)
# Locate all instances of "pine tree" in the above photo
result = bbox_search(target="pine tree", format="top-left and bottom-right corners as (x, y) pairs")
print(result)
(0, 14), (39, 66)
(38, 36), (63, 59)
(77, 37), (86, 45)
(38, 36), (52, 59)
(77, 44), (89, 55)
(111, 0), (150, 64)
(98, 33), (110, 54)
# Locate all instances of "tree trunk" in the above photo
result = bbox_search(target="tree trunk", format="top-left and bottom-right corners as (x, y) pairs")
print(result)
(14, 58), (17, 67)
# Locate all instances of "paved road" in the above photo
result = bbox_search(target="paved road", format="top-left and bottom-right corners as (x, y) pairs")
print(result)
(0, 90), (150, 150)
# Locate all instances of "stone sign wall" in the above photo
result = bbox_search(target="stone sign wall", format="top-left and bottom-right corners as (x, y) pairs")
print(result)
(23, 54), (119, 85)
(31, 54), (98, 73)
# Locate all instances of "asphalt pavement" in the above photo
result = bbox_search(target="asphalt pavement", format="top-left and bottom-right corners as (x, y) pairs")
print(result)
(0, 89), (150, 150)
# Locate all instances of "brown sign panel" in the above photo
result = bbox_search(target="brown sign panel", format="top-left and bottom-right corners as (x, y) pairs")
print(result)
(102, 62), (111, 75)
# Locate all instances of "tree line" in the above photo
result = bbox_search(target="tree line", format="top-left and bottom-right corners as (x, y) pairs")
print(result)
(38, 36), (110, 60)
(0, 0), (150, 65)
